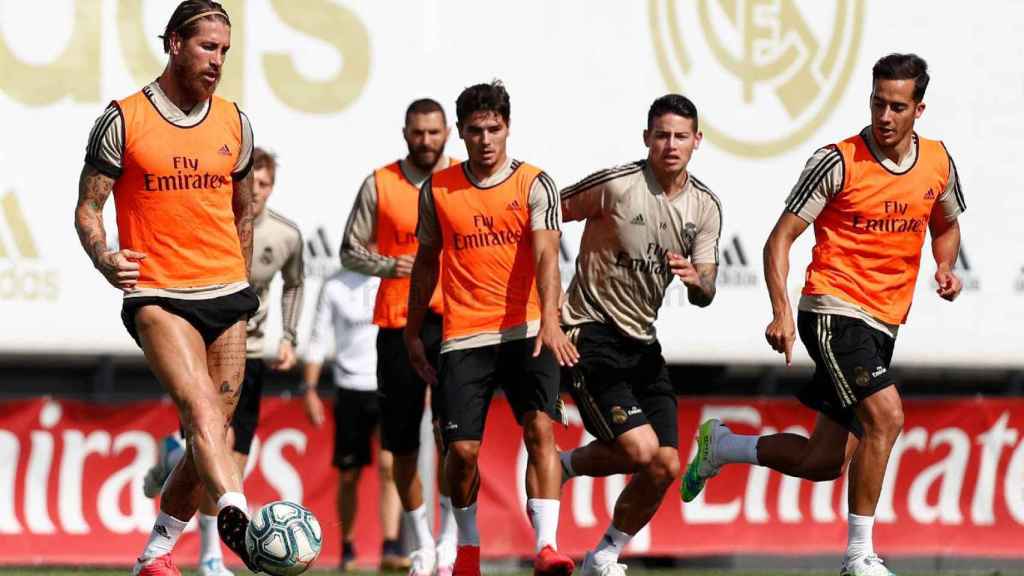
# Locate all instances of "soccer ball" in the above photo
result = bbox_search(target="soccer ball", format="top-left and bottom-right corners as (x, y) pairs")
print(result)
(245, 501), (322, 576)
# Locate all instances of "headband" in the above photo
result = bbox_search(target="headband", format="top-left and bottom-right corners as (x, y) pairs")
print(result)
(176, 10), (226, 31)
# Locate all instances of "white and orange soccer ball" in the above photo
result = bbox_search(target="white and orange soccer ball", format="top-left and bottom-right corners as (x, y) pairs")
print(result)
(245, 501), (322, 576)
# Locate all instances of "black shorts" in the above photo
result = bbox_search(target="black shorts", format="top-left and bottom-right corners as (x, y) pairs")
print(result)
(563, 323), (678, 447)
(230, 358), (265, 455)
(333, 388), (381, 470)
(437, 337), (560, 445)
(121, 287), (259, 347)
(377, 312), (443, 455)
(796, 311), (897, 436)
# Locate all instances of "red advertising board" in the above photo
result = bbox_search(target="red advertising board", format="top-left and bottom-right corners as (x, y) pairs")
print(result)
(2, 396), (1023, 565)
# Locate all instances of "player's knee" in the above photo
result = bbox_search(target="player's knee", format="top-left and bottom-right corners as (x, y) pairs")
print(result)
(447, 441), (480, 469)
(522, 414), (555, 452)
(619, 430), (658, 468)
(863, 406), (904, 441)
(647, 449), (680, 489)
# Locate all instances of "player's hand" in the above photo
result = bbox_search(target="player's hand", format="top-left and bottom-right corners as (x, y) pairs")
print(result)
(272, 340), (297, 371)
(765, 312), (796, 366)
(302, 387), (325, 427)
(935, 266), (962, 302)
(393, 254), (416, 278)
(96, 249), (146, 293)
(535, 320), (579, 367)
(668, 253), (699, 288)
(405, 332), (437, 386)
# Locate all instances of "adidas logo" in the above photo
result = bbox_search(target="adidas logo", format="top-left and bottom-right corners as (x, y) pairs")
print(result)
(218, 144), (231, 156)
(154, 525), (169, 538)
(718, 235), (758, 288)
(0, 191), (38, 261)
(304, 226), (340, 279)
(0, 190), (59, 301)
(629, 214), (646, 226)
(720, 235), (748, 268)
(924, 188), (935, 200)
(506, 199), (522, 211)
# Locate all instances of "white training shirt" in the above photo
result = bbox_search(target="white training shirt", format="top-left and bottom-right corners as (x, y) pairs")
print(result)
(304, 269), (380, 391)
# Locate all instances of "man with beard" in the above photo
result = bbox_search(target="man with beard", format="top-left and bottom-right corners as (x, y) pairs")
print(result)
(340, 98), (457, 576)
(139, 148), (304, 576)
(558, 94), (721, 576)
(75, 2), (258, 574)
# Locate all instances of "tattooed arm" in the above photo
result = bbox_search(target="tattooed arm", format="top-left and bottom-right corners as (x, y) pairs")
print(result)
(688, 263), (718, 307)
(233, 171), (255, 275)
(668, 256), (717, 307)
(75, 164), (144, 292)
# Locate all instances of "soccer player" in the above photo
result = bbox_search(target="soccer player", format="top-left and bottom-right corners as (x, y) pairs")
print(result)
(558, 94), (721, 576)
(300, 268), (405, 572)
(681, 53), (965, 576)
(74, 2), (258, 574)
(340, 98), (457, 576)
(405, 81), (577, 576)
(139, 147), (305, 576)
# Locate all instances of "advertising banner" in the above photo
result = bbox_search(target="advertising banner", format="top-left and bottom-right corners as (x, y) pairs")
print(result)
(3, 396), (1024, 565)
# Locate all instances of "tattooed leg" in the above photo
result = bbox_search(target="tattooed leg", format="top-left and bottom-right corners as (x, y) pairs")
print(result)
(136, 307), (244, 518)
(197, 320), (249, 516)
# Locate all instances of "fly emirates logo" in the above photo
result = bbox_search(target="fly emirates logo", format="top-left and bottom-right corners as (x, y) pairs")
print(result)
(851, 201), (926, 234)
(143, 156), (230, 193)
(452, 214), (523, 251)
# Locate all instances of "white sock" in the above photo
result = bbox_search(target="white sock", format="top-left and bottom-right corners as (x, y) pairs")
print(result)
(846, 513), (875, 560)
(216, 491), (248, 516)
(717, 433), (760, 465)
(405, 505), (436, 552)
(140, 511), (188, 561)
(199, 514), (222, 562)
(559, 450), (576, 479)
(592, 525), (631, 566)
(452, 503), (479, 547)
(437, 496), (457, 564)
(526, 498), (559, 553)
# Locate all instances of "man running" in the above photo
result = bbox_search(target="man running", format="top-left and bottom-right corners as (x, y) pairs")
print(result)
(75, 2), (259, 573)
(558, 94), (721, 576)
(681, 53), (966, 576)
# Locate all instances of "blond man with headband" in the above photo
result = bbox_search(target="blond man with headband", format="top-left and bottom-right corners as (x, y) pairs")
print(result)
(76, 1), (259, 574)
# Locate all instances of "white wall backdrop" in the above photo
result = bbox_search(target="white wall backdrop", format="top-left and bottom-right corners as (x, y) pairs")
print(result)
(0, 1), (1020, 366)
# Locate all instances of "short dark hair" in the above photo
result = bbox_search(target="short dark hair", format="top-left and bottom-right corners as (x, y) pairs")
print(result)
(253, 148), (277, 182)
(160, 1), (231, 54)
(647, 94), (699, 131)
(872, 53), (929, 102)
(456, 81), (510, 125)
(405, 98), (447, 125)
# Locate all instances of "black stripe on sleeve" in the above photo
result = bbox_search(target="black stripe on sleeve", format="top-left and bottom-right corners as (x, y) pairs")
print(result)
(537, 172), (559, 230)
(232, 106), (254, 181)
(561, 161), (645, 200)
(87, 106), (119, 161)
(940, 142), (966, 212)
(787, 149), (842, 213)
(692, 177), (723, 265)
